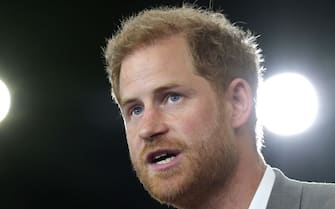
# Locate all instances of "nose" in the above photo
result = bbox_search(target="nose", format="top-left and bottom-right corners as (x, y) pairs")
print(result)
(138, 107), (169, 141)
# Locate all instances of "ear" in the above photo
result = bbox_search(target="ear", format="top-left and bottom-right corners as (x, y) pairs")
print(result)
(226, 78), (253, 129)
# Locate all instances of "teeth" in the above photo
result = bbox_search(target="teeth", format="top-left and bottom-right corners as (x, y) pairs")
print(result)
(156, 156), (175, 164)
(155, 154), (167, 160)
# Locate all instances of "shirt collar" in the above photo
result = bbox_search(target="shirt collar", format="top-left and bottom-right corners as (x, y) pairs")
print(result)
(248, 165), (275, 209)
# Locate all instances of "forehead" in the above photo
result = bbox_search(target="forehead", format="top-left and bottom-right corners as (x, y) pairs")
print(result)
(119, 36), (198, 102)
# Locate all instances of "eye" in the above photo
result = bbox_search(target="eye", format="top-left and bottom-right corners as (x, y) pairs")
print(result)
(130, 105), (144, 117)
(167, 93), (182, 103)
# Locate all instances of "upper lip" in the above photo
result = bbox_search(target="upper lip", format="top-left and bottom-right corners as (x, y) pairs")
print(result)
(146, 149), (180, 164)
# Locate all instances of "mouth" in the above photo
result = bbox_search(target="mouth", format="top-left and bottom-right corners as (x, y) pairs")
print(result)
(147, 149), (180, 166)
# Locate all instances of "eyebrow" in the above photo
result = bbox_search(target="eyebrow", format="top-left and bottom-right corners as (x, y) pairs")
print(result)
(119, 83), (183, 108)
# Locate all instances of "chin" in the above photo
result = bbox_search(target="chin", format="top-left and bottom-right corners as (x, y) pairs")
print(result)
(141, 170), (188, 204)
(141, 165), (206, 208)
(148, 183), (192, 207)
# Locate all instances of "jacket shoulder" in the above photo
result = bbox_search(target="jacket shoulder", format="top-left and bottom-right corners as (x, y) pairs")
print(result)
(301, 181), (335, 208)
(270, 168), (335, 209)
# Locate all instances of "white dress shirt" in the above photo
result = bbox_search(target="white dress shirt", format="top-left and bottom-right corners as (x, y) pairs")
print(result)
(248, 165), (275, 209)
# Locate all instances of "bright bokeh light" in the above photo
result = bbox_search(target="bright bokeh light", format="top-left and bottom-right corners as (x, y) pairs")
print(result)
(0, 80), (11, 122)
(257, 73), (318, 136)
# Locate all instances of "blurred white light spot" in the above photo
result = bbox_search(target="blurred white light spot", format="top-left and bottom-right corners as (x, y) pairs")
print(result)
(257, 73), (318, 136)
(0, 80), (11, 122)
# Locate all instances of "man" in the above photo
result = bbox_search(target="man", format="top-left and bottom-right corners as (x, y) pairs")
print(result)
(104, 5), (335, 209)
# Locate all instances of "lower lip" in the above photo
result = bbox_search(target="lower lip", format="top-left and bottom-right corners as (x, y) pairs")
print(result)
(149, 154), (182, 171)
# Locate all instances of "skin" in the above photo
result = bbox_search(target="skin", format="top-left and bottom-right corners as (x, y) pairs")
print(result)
(118, 35), (266, 209)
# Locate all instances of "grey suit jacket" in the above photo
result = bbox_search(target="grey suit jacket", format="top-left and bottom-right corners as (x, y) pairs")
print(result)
(266, 168), (335, 209)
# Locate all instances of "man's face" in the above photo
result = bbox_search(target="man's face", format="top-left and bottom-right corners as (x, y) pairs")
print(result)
(118, 35), (238, 204)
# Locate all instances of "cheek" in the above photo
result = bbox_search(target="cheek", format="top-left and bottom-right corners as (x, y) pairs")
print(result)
(179, 117), (204, 137)
(176, 102), (219, 140)
(125, 129), (139, 157)
(126, 137), (141, 168)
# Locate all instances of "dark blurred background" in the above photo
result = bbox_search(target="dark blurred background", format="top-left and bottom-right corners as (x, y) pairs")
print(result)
(0, 0), (334, 208)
